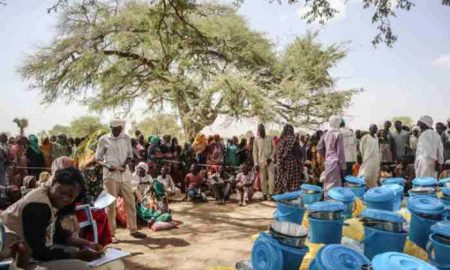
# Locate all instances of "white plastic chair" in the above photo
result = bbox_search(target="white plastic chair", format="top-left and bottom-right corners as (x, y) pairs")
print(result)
(76, 204), (99, 243)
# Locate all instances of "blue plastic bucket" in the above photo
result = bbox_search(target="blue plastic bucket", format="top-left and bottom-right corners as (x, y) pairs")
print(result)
(382, 177), (406, 187)
(252, 232), (309, 270)
(309, 244), (370, 270)
(427, 233), (450, 270)
(327, 187), (356, 220)
(381, 184), (403, 211)
(363, 187), (395, 211)
(363, 226), (407, 260)
(372, 252), (437, 270)
(344, 176), (366, 198)
(409, 189), (437, 198)
(308, 216), (344, 244)
(301, 184), (323, 205)
(274, 200), (305, 224)
(410, 211), (441, 250)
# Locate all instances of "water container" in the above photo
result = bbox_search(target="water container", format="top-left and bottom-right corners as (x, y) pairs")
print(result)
(413, 177), (438, 188)
(439, 178), (450, 188)
(441, 188), (450, 207)
(363, 187), (395, 211)
(360, 208), (407, 259)
(309, 244), (370, 270)
(381, 184), (403, 211)
(408, 196), (445, 249)
(427, 221), (450, 270)
(372, 252), (437, 270)
(344, 176), (366, 198)
(307, 201), (345, 244)
(327, 187), (356, 219)
(273, 200), (305, 224)
(382, 177), (406, 187)
(409, 187), (437, 198)
(272, 191), (303, 202)
(300, 184), (323, 205)
(252, 232), (309, 270)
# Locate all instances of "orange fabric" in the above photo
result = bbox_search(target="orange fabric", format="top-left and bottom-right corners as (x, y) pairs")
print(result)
(352, 163), (360, 176)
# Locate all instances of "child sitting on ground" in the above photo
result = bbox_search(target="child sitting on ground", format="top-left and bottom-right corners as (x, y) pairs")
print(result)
(235, 165), (254, 206)
(157, 165), (182, 201)
(184, 164), (207, 202)
(208, 166), (234, 205)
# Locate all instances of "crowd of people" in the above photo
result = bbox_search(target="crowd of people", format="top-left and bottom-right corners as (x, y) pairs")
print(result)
(0, 115), (449, 269)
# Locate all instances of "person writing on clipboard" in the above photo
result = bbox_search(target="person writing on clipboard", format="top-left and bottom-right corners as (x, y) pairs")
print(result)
(96, 119), (146, 243)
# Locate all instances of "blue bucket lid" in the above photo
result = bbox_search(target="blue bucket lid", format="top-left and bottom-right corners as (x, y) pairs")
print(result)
(314, 244), (370, 270)
(272, 190), (303, 201)
(439, 178), (450, 186)
(363, 187), (395, 202)
(372, 252), (437, 270)
(307, 201), (345, 212)
(252, 233), (283, 270)
(413, 177), (438, 187)
(442, 187), (450, 197)
(301, 184), (323, 193)
(382, 177), (406, 186)
(328, 187), (356, 203)
(431, 221), (450, 238)
(344, 176), (366, 186)
(381, 184), (403, 195)
(360, 208), (405, 223)
(407, 196), (445, 215)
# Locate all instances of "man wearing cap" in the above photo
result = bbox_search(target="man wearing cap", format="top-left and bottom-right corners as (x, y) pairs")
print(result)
(96, 119), (146, 242)
(441, 118), (450, 168)
(415, 116), (444, 178)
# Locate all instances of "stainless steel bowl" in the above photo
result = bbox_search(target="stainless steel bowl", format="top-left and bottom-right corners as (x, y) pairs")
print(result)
(309, 211), (342, 220)
(434, 234), (450, 245)
(280, 198), (304, 208)
(345, 182), (363, 188)
(269, 221), (307, 248)
(361, 218), (403, 233)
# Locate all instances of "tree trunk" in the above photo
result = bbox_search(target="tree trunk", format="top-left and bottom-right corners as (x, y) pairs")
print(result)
(176, 99), (217, 141)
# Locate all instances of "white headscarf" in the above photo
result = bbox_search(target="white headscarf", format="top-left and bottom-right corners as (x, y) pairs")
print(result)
(329, 115), (342, 130)
(419, 115), (433, 129)
(131, 162), (152, 191)
(110, 119), (126, 128)
(47, 156), (76, 187)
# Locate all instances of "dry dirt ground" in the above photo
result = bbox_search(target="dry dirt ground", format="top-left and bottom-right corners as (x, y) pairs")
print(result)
(113, 198), (275, 270)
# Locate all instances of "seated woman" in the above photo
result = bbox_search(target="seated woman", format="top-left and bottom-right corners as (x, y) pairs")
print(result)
(184, 164), (207, 202)
(156, 166), (182, 201)
(132, 162), (153, 204)
(0, 167), (104, 270)
(235, 165), (254, 206)
(208, 166), (234, 205)
(21, 175), (37, 197)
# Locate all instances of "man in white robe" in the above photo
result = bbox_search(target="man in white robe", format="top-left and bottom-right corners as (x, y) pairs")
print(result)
(358, 124), (380, 188)
(415, 115), (444, 178)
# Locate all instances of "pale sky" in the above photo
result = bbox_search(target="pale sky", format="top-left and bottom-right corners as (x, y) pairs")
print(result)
(1, 0), (449, 137)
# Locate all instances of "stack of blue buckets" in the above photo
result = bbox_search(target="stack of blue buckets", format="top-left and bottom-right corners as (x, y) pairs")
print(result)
(250, 174), (447, 270)
(409, 177), (438, 198)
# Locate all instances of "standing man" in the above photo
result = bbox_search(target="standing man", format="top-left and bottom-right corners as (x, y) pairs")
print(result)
(358, 124), (380, 188)
(392, 120), (410, 164)
(340, 120), (357, 176)
(253, 124), (275, 200)
(442, 118), (450, 167)
(436, 122), (447, 136)
(96, 119), (146, 242)
(318, 116), (346, 195)
(0, 133), (10, 186)
(382, 121), (397, 163)
(415, 116), (444, 178)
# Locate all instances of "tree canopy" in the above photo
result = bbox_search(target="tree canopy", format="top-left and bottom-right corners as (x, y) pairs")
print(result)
(47, 115), (107, 137)
(132, 114), (183, 140)
(20, 0), (357, 139)
(13, 118), (29, 136)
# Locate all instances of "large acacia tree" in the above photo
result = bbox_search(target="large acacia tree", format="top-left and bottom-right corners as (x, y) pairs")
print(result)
(20, 0), (356, 139)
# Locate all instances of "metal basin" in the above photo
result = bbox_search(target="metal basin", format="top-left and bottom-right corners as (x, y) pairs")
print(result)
(435, 234), (450, 245)
(269, 221), (307, 248)
(360, 218), (403, 233)
(280, 198), (303, 208)
(308, 211), (342, 220)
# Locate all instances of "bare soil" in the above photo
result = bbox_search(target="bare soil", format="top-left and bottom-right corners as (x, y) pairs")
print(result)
(113, 198), (275, 270)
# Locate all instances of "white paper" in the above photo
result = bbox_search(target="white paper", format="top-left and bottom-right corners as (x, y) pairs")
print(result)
(93, 191), (116, 209)
(88, 248), (130, 267)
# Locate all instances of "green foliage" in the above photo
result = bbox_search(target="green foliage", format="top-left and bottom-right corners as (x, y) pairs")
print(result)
(47, 115), (106, 137)
(47, 124), (71, 136)
(69, 116), (107, 137)
(12, 118), (29, 136)
(20, 1), (357, 139)
(132, 114), (183, 140)
(391, 116), (413, 128)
